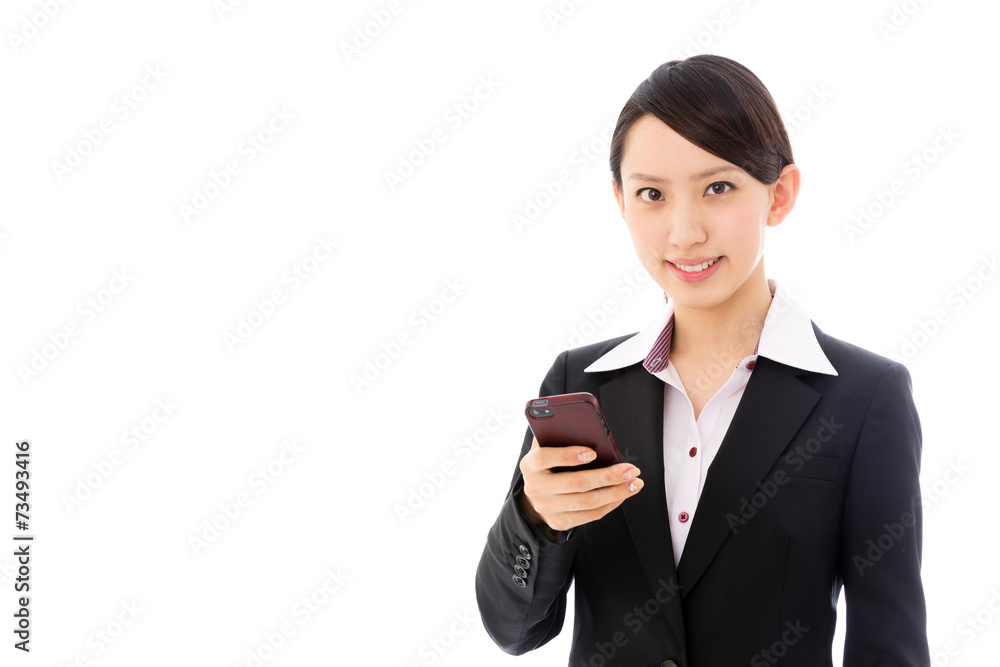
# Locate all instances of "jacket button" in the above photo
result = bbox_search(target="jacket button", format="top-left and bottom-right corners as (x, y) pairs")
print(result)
(661, 661), (678, 667)
(516, 555), (530, 569)
(514, 565), (527, 577)
(519, 544), (530, 558)
(512, 575), (527, 587)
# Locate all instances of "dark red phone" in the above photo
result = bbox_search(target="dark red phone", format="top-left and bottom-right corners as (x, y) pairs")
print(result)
(524, 392), (623, 473)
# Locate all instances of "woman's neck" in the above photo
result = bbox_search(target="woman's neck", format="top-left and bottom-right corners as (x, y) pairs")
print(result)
(669, 277), (773, 362)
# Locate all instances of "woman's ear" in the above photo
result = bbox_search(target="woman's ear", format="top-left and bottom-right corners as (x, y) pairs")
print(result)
(767, 164), (801, 228)
(612, 178), (626, 219)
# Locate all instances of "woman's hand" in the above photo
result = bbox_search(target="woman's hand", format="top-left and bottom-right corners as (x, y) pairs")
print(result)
(517, 437), (644, 532)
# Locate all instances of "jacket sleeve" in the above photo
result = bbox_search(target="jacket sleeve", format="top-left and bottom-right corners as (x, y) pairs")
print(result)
(840, 361), (931, 665)
(474, 350), (580, 655)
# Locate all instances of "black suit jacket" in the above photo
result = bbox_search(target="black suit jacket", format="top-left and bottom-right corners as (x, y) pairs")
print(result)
(475, 322), (929, 666)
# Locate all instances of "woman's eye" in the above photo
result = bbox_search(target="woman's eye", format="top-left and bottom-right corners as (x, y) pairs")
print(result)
(705, 181), (734, 196)
(638, 188), (662, 202)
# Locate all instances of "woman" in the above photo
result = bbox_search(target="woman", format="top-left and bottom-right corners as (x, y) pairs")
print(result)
(475, 55), (929, 666)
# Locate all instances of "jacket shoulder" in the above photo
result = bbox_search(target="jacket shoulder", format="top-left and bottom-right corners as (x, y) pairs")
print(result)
(810, 321), (912, 384)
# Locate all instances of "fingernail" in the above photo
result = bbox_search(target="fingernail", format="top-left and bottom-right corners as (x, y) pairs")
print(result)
(629, 479), (644, 493)
(623, 467), (640, 480)
(578, 451), (595, 462)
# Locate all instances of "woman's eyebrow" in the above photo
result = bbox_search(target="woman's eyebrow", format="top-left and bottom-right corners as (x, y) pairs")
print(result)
(627, 165), (743, 184)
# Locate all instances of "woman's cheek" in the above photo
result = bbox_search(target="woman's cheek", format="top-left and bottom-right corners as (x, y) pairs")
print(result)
(630, 228), (660, 268)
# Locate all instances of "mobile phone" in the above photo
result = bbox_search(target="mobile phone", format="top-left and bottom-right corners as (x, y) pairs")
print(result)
(524, 392), (623, 473)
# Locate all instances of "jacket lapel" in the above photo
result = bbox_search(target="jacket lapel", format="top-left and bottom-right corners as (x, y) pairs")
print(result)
(598, 365), (687, 653)
(676, 356), (821, 596)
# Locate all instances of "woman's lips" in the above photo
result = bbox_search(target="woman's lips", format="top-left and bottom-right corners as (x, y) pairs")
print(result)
(667, 256), (722, 282)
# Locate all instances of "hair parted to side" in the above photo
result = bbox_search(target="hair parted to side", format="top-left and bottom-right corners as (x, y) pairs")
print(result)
(609, 55), (794, 192)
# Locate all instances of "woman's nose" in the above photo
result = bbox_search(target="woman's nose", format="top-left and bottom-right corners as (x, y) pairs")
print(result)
(664, 203), (708, 248)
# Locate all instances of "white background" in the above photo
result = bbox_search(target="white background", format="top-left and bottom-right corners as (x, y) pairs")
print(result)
(2, 0), (998, 665)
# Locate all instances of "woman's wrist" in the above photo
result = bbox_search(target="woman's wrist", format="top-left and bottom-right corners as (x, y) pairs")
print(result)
(514, 486), (572, 543)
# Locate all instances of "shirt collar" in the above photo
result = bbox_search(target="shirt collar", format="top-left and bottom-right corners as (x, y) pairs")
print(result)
(583, 278), (838, 376)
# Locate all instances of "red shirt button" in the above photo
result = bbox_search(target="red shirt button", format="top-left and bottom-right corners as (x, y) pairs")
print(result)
(689, 447), (697, 457)
(678, 512), (689, 523)
(747, 360), (757, 370)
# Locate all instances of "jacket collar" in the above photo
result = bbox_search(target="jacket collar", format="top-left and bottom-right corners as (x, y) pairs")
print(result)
(583, 278), (838, 377)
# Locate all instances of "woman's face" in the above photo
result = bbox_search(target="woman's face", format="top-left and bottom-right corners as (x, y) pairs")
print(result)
(613, 114), (798, 314)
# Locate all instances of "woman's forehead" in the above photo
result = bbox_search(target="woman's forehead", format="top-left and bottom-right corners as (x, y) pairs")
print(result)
(621, 117), (742, 182)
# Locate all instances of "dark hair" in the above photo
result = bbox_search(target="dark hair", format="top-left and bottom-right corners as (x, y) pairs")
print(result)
(609, 55), (793, 192)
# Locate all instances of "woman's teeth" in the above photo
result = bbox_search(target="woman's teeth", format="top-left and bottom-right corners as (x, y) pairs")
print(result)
(674, 258), (719, 272)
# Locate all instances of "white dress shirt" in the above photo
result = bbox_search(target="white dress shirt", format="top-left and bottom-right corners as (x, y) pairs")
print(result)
(582, 278), (838, 566)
